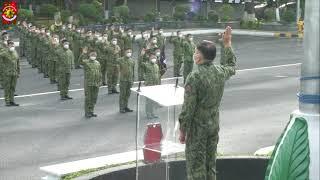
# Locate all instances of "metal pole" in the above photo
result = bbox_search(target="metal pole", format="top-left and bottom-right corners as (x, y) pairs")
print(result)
(298, 0), (320, 179)
(300, 0), (320, 114)
(296, 0), (301, 22)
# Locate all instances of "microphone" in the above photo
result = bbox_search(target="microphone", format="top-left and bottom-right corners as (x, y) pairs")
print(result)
(137, 81), (142, 92)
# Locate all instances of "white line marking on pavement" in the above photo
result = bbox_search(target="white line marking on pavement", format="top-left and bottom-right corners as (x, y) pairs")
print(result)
(0, 63), (301, 100)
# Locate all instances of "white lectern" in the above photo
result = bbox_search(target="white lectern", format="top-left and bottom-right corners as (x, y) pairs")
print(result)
(131, 83), (185, 180)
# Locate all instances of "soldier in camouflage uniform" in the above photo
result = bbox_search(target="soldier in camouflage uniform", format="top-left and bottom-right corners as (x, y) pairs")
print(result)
(143, 53), (161, 119)
(48, 35), (60, 84)
(183, 34), (196, 83)
(118, 48), (135, 113)
(42, 30), (52, 78)
(58, 40), (74, 100)
(0, 32), (10, 89)
(136, 31), (149, 81)
(179, 27), (236, 180)
(169, 31), (185, 77)
(78, 46), (89, 68)
(123, 29), (136, 52)
(107, 37), (121, 94)
(37, 27), (47, 74)
(82, 51), (101, 118)
(95, 34), (109, 86)
(0, 40), (20, 106)
(73, 28), (82, 69)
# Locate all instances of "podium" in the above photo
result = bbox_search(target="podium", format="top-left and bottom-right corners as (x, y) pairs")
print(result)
(131, 83), (185, 180)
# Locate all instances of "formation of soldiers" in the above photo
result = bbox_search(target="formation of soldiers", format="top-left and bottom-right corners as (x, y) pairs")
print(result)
(2, 20), (198, 118)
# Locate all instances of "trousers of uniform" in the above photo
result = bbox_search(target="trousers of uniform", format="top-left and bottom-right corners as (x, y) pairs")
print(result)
(85, 85), (99, 115)
(3, 75), (17, 104)
(185, 124), (219, 180)
(183, 61), (193, 83)
(100, 61), (107, 85)
(58, 73), (71, 97)
(31, 47), (37, 68)
(73, 48), (80, 68)
(137, 56), (144, 81)
(173, 54), (184, 77)
(119, 81), (133, 111)
(49, 61), (57, 82)
(42, 57), (49, 77)
(106, 64), (119, 92)
(38, 53), (43, 73)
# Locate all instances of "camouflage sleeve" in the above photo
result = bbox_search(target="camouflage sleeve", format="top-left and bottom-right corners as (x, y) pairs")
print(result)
(179, 72), (198, 133)
(221, 47), (236, 80)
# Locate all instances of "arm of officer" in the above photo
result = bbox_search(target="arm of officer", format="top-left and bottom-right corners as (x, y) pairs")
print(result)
(179, 72), (198, 134)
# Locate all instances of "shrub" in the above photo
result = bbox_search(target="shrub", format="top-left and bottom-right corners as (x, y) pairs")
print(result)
(264, 8), (275, 22)
(240, 20), (262, 29)
(61, 10), (72, 24)
(39, 4), (58, 17)
(208, 10), (219, 23)
(113, 5), (130, 23)
(18, 9), (34, 21)
(78, 3), (103, 24)
(218, 4), (234, 22)
(174, 4), (190, 21)
(282, 9), (295, 23)
(162, 15), (172, 21)
(144, 11), (156, 22)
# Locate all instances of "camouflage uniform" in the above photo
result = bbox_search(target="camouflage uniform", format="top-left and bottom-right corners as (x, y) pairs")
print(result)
(41, 36), (51, 78)
(72, 31), (81, 68)
(95, 41), (109, 85)
(143, 61), (160, 118)
(57, 48), (74, 98)
(179, 47), (236, 180)
(118, 56), (135, 112)
(82, 59), (101, 116)
(0, 42), (5, 88)
(0, 48), (20, 105)
(78, 51), (89, 68)
(136, 38), (149, 81)
(169, 36), (185, 77)
(30, 33), (38, 68)
(183, 40), (196, 83)
(48, 44), (60, 83)
(106, 43), (121, 93)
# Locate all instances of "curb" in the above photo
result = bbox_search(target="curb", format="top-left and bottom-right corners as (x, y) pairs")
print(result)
(274, 32), (304, 39)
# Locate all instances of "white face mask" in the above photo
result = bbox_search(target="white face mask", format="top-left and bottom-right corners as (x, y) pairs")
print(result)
(98, 37), (103, 41)
(128, 32), (132, 36)
(90, 56), (96, 60)
(54, 38), (59, 44)
(9, 47), (15, 51)
(152, 40), (157, 44)
(3, 41), (8, 45)
(64, 45), (69, 49)
(77, 30), (81, 33)
(189, 37), (193, 41)
(151, 59), (157, 63)
(178, 34), (183, 38)
(126, 53), (132, 57)
(41, 30), (45, 33)
(112, 41), (117, 45)
(159, 31), (163, 34)
(156, 52), (161, 57)
(143, 34), (148, 38)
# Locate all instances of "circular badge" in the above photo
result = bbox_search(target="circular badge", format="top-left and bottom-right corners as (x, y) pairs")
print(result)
(2, 3), (18, 22)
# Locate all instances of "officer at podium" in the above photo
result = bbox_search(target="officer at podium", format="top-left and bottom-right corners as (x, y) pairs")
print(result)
(179, 26), (237, 180)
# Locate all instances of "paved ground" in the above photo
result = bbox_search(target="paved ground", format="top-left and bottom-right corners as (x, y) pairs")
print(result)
(0, 35), (303, 179)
